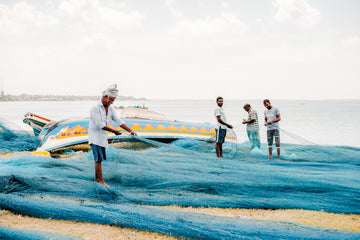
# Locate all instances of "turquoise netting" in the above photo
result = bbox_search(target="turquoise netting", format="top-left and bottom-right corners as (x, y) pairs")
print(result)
(0, 225), (83, 240)
(0, 118), (40, 153)
(1, 121), (360, 239)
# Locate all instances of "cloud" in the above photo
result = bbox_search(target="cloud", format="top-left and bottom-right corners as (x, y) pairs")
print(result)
(170, 12), (248, 36)
(165, 0), (184, 19)
(221, 1), (230, 9)
(165, 0), (247, 37)
(0, 0), (143, 36)
(0, 2), (57, 35)
(58, 0), (143, 32)
(273, 0), (320, 28)
(342, 36), (360, 47)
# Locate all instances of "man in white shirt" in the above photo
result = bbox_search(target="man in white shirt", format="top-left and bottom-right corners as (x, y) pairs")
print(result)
(89, 84), (136, 185)
(263, 99), (281, 160)
(214, 96), (233, 158)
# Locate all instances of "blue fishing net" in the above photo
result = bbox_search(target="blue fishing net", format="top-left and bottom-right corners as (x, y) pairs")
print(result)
(0, 225), (83, 240)
(0, 118), (40, 153)
(1, 123), (360, 239)
(1, 194), (359, 240)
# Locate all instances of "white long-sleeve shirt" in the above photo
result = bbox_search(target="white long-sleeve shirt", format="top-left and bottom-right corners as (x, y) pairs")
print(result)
(88, 100), (125, 147)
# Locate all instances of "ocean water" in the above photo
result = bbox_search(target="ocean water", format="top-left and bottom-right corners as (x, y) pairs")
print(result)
(0, 99), (359, 147)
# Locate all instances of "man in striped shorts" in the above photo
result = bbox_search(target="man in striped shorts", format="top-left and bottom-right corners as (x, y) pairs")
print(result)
(263, 99), (281, 160)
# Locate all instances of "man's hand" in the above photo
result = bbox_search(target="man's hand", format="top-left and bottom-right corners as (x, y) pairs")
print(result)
(228, 124), (233, 129)
(242, 119), (247, 124)
(119, 124), (137, 136)
(113, 130), (122, 135)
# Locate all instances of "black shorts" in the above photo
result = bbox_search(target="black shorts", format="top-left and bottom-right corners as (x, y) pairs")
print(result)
(215, 127), (227, 144)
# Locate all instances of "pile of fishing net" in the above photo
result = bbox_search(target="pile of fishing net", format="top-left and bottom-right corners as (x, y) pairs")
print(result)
(1, 123), (360, 239)
(0, 118), (40, 153)
(0, 225), (82, 240)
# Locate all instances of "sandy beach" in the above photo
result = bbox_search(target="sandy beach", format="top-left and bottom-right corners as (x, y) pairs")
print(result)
(1, 206), (359, 239)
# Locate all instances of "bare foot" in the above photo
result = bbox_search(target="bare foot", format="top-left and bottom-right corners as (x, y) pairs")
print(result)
(95, 180), (110, 187)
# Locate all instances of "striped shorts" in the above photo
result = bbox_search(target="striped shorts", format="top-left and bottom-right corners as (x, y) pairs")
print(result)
(267, 129), (280, 147)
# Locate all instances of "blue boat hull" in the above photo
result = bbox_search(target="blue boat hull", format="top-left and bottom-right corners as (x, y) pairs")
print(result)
(37, 118), (237, 152)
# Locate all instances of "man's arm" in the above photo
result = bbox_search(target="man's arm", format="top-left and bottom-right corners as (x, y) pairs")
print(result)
(111, 107), (137, 135)
(243, 111), (255, 124)
(102, 124), (137, 136)
(268, 114), (281, 124)
(217, 116), (233, 129)
(120, 123), (137, 135)
(242, 119), (255, 124)
(102, 126), (122, 135)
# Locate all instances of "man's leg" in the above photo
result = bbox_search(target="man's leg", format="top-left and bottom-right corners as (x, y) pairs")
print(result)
(254, 131), (261, 149)
(91, 144), (107, 185)
(275, 129), (280, 160)
(219, 143), (223, 157)
(95, 162), (105, 184)
(268, 146), (273, 160)
(247, 131), (251, 142)
(219, 128), (227, 157)
(267, 130), (273, 159)
(247, 131), (255, 150)
(215, 143), (223, 158)
(215, 143), (220, 157)
(215, 127), (224, 158)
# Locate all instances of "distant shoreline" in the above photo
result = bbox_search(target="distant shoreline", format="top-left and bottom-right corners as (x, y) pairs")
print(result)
(0, 94), (146, 102)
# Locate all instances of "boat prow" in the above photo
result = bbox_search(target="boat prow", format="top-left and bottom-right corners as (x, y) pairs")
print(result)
(23, 112), (52, 136)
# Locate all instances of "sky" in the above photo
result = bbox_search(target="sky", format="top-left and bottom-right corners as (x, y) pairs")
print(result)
(0, 0), (359, 100)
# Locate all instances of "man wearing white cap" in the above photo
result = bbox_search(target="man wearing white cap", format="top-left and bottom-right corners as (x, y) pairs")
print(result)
(89, 84), (136, 185)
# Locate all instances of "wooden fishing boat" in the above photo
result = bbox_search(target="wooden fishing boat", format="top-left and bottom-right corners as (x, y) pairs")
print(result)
(24, 108), (237, 152)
